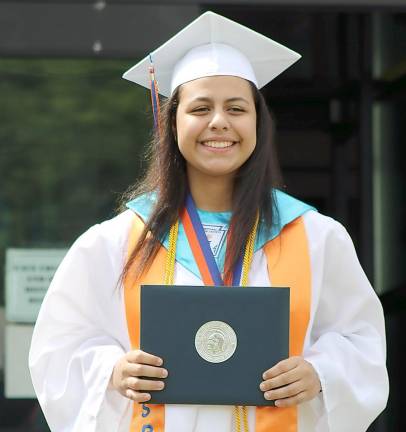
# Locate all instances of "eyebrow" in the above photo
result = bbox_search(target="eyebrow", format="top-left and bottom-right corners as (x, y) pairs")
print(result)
(189, 96), (250, 104)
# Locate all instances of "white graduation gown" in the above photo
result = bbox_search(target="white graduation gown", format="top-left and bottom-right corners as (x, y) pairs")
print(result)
(28, 209), (389, 432)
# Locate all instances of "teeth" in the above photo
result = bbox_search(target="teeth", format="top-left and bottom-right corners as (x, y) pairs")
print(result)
(202, 141), (235, 148)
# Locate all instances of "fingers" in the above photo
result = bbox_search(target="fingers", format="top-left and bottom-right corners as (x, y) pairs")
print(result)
(273, 391), (307, 408)
(122, 362), (167, 403)
(260, 357), (321, 407)
(126, 377), (165, 392)
(125, 389), (152, 403)
(126, 363), (168, 379)
(114, 350), (168, 402)
(263, 381), (304, 401)
(127, 350), (163, 367)
(260, 367), (301, 392)
(262, 356), (301, 380)
(122, 375), (166, 403)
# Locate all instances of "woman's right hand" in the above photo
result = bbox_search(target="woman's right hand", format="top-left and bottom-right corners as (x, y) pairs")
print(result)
(110, 349), (168, 402)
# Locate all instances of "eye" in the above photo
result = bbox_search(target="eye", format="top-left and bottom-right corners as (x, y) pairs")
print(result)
(191, 106), (210, 113)
(229, 106), (245, 113)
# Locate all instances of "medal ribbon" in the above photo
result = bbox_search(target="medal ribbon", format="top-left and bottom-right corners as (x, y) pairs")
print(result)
(165, 194), (259, 432)
(179, 193), (243, 286)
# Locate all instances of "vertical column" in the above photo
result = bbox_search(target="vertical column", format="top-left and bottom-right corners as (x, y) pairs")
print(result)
(358, 13), (374, 281)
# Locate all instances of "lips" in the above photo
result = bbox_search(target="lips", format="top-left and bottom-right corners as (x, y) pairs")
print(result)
(200, 140), (238, 148)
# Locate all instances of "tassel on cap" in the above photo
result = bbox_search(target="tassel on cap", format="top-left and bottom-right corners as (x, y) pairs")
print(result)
(149, 54), (162, 137)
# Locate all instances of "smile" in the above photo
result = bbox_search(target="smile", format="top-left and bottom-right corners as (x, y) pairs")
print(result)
(200, 141), (237, 148)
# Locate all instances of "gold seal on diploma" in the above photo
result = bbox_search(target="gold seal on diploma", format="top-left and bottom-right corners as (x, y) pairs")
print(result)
(195, 321), (237, 363)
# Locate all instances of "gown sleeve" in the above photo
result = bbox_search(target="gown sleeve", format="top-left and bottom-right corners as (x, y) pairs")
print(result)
(28, 213), (133, 432)
(303, 218), (389, 432)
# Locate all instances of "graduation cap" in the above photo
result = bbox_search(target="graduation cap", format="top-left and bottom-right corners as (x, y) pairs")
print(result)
(123, 11), (301, 132)
(123, 11), (301, 97)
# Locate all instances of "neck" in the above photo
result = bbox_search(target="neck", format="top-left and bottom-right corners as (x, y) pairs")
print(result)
(187, 170), (234, 212)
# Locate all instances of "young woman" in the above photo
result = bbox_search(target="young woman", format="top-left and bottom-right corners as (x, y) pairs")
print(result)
(29, 11), (389, 432)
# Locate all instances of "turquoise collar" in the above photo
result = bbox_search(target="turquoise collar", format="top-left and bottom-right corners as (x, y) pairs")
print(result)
(126, 189), (316, 279)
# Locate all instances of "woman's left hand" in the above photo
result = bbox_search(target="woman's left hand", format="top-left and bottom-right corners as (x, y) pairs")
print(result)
(260, 356), (321, 407)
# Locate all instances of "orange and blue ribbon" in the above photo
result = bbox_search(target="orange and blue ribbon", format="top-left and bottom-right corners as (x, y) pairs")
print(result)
(180, 193), (243, 286)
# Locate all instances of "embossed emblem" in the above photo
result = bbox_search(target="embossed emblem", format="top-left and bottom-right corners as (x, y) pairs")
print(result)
(195, 321), (237, 363)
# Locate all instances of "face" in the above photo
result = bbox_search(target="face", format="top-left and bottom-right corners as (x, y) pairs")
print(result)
(175, 75), (257, 181)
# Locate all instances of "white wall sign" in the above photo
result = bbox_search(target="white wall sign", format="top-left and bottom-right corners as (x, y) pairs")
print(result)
(5, 324), (36, 398)
(5, 248), (67, 323)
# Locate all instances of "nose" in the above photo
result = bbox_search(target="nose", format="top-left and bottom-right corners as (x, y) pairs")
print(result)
(208, 110), (230, 131)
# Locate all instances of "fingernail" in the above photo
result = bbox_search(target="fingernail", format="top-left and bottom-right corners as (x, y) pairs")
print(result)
(262, 373), (267, 380)
(260, 383), (266, 391)
(157, 358), (163, 366)
(162, 369), (168, 378)
(158, 382), (165, 389)
(275, 400), (280, 407)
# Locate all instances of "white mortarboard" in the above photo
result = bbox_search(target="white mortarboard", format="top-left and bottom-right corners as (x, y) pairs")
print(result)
(123, 11), (301, 97)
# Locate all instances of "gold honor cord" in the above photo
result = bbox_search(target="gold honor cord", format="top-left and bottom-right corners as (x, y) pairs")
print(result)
(165, 213), (259, 432)
(164, 220), (179, 285)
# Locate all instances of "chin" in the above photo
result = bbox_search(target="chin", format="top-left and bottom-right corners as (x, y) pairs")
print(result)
(201, 168), (238, 178)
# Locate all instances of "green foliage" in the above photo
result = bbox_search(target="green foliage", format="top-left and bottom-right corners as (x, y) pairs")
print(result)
(0, 59), (152, 305)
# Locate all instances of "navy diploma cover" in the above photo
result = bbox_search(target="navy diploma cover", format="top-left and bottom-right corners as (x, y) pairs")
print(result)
(140, 285), (290, 406)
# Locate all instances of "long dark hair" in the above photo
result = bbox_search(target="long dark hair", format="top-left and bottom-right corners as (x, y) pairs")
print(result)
(120, 80), (283, 282)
